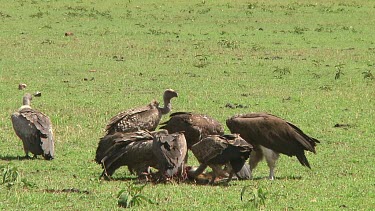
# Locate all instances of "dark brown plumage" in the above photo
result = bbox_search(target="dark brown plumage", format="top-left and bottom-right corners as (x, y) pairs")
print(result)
(11, 93), (54, 160)
(105, 89), (178, 135)
(189, 134), (252, 184)
(95, 130), (187, 180)
(95, 130), (156, 179)
(226, 112), (320, 179)
(159, 112), (224, 149)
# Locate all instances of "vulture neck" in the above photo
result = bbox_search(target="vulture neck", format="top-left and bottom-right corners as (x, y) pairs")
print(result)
(23, 97), (31, 106)
(21, 94), (32, 108)
(159, 98), (172, 115)
(20, 97), (32, 110)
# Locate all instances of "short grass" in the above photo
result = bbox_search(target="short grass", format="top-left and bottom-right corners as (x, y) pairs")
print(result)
(1, 0), (374, 210)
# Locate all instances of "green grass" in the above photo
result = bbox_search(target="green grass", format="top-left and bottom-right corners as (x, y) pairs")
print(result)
(1, 0), (374, 210)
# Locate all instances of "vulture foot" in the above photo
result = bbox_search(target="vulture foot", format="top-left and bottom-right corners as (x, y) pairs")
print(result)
(99, 171), (112, 180)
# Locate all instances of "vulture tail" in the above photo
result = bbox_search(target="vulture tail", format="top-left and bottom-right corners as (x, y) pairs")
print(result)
(296, 152), (311, 169)
(287, 122), (320, 153)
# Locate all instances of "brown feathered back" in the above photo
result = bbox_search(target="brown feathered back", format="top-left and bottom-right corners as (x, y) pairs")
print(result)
(105, 89), (178, 135)
(105, 101), (161, 135)
(159, 112), (224, 149)
(226, 112), (320, 168)
(190, 134), (252, 183)
(11, 94), (54, 160)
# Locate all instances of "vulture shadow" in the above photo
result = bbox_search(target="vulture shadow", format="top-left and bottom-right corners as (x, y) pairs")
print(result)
(102, 176), (138, 182)
(251, 175), (303, 180)
(100, 174), (303, 185)
(101, 177), (138, 182)
(185, 175), (303, 185)
(0, 155), (29, 161)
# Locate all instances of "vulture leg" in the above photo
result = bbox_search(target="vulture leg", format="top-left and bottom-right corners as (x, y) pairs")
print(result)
(100, 170), (111, 180)
(223, 163), (235, 185)
(176, 162), (186, 180)
(225, 172), (235, 185)
(262, 146), (280, 180)
(249, 148), (264, 179)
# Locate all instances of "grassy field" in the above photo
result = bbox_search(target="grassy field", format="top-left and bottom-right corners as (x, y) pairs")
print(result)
(1, 0), (374, 210)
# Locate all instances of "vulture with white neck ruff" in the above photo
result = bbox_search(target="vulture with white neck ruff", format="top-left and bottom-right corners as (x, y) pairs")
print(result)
(226, 112), (320, 180)
(11, 93), (55, 160)
(105, 89), (178, 135)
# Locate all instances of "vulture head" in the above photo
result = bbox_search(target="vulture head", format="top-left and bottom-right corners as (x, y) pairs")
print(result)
(160, 89), (178, 115)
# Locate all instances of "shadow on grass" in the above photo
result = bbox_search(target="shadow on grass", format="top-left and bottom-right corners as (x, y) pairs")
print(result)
(99, 173), (303, 186)
(252, 175), (303, 180)
(44, 188), (90, 194)
(0, 154), (28, 161)
(101, 175), (138, 182)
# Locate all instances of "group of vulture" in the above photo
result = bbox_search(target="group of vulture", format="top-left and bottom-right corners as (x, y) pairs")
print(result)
(11, 89), (320, 184)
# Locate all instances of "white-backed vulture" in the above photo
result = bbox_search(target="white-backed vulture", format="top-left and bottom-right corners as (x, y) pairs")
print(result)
(95, 130), (187, 181)
(189, 134), (252, 184)
(11, 93), (54, 160)
(159, 112), (224, 149)
(226, 112), (320, 179)
(152, 131), (187, 180)
(105, 89), (178, 135)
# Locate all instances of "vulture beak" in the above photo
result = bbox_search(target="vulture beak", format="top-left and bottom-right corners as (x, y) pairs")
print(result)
(172, 90), (178, 98)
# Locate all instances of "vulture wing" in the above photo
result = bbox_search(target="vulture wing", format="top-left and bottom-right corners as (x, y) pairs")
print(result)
(191, 135), (227, 163)
(160, 112), (224, 148)
(96, 131), (157, 177)
(192, 134), (252, 164)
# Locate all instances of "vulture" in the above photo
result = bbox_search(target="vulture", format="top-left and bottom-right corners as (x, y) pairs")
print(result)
(226, 112), (320, 180)
(105, 89), (178, 135)
(95, 130), (187, 181)
(11, 93), (54, 160)
(152, 130), (187, 180)
(159, 112), (224, 149)
(189, 134), (252, 184)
